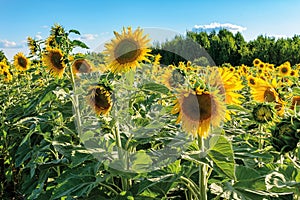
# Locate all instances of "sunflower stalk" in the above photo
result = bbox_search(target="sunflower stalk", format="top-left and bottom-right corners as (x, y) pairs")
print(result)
(258, 124), (264, 167)
(69, 62), (82, 134)
(112, 115), (131, 192)
(198, 135), (207, 200)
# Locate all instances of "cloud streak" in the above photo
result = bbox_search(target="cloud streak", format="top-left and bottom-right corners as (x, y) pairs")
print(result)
(192, 22), (247, 34)
(0, 39), (24, 49)
(80, 34), (98, 41)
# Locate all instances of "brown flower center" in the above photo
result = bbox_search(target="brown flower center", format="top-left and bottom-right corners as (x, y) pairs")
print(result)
(18, 57), (27, 68)
(95, 88), (110, 109)
(181, 93), (212, 122)
(281, 67), (288, 73)
(249, 78), (255, 85)
(264, 88), (276, 102)
(74, 60), (91, 73)
(50, 52), (64, 69)
(115, 39), (141, 64)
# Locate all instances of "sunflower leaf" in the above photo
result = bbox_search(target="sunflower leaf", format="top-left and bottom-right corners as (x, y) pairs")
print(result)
(141, 82), (169, 94)
(71, 40), (89, 49)
(208, 135), (236, 180)
(69, 29), (81, 35)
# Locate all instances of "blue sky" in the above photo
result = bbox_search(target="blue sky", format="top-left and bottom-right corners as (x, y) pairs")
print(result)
(1, 0), (300, 60)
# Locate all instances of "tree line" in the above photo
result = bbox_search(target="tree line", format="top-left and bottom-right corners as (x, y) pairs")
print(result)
(151, 29), (300, 67)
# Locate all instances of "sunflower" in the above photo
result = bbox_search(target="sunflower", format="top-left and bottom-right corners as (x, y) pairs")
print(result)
(218, 67), (244, 105)
(2, 69), (13, 82)
(161, 67), (186, 89)
(72, 59), (93, 75)
(278, 63), (291, 77)
(247, 75), (257, 87)
(0, 61), (9, 71)
(253, 58), (261, 67)
(87, 85), (112, 115)
(249, 78), (285, 116)
(171, 88), (225, 138)
(250, 78), (280, 103)
(45, 35), (58, 48)
(291, 96), (300, 110)
(13, 52), (30, 71)
(290, 69), (298, 77)
(42, 48), (66, 78)
(104, 27), (152, 73)
(27, 37), (38, 55)
(252, 103), (274, 123)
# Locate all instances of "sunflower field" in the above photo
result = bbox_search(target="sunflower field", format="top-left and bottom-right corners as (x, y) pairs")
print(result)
(0, 24), (300, 200)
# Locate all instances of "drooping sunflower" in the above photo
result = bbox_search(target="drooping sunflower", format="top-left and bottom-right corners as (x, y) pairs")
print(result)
(27, 37), (39, 55)
(13, 52), (30, 71)
(87, 85), (112, 115)
(278, 63), (291, 77)
(171, 88), (225, 138)
(161, 67), (186, 89)
(72, 59), (93, 75)
(45, 35), (58, 48)
(104, 27), (152, 73)
(291, 96), (300, 110)
(252, 103), (274, 123)
(250, 78), (280, 103)
(42, 48), (66, 78)
(250, 78), (285, 116)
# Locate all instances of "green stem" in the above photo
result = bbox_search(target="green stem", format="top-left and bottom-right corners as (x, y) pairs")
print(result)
(113, 119), (130, 191)
(180, 176), (200, 200)
(258, 124), (264, 167)
(198, 135), (207, 200)
(69, 62), (82, 135)
(286, 153), (300, 169)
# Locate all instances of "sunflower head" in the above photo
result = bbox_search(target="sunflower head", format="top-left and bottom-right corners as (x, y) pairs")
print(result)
(252, 103), (274, 123)
(50, 24), (65, 37)
(45, 35), (58, 48)
(0, 61), (9, 71)
(87, 85), (112, 115)
(271, 117), (300, 153)
(161, 67), (186, 89)
(278, 63), (291, 77)
(253, 58), (261, 67)
(291, 96), (300, 110)
(2, 69), (13, 82)
(104, 27), (152, 73)
(72, 59), (93, 75)
(172, 88), (225, 138)
(42, 48), (66, 78)
(13, 52), (30, 71)
(27, 37), (39, 55)
(247, 75), (257, 87)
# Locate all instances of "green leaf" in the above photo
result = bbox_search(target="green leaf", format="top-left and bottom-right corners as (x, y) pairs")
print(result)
(69, 29), (81, 35)
(71, 40), (89, 49)
(141, 83), (169, 94)
(208, 136), (236, 180)
(235, 165), (260, 181)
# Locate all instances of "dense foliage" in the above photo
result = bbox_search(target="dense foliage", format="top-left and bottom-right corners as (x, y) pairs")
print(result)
(0, 25), (299, 200)
(152, 29), (300, 67)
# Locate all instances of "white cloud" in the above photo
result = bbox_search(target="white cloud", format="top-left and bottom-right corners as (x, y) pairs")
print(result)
(80, 33), (98, 41)
(42, 25), (49, 29)
(0, 39), (24, 48)
(192, 22), (247, 34)
(35, 32), (43, 40)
